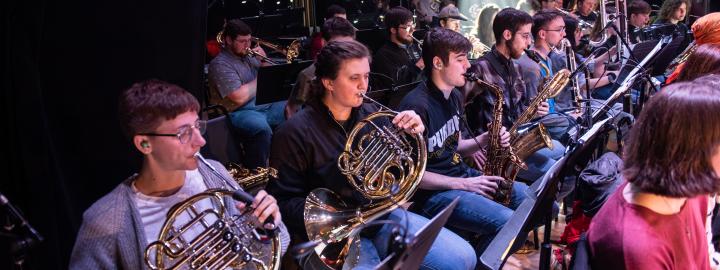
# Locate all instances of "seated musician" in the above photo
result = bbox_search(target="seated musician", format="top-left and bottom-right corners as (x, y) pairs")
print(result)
(561, 15), (620, 100)
(370, 6), (424, 109)
(515, 9), (575, 139)
(266, 40), (476, 270)
(572, 0), (598, 25)
(464, 8), (561, 183)
(69, 79), (289, 268)
(438, 5), (467, 32)
(666, 12), (720, 84)
(653, 0), (690, 34)
(397, 27), (531, 253)
(587, 78), (720, 270)
(207, 19), (285, 168)
(286, 17), (356, 118)
(627, 0), (651, 44)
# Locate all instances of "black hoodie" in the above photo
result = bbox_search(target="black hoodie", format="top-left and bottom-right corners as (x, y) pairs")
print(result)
(266, 99), (380, 240)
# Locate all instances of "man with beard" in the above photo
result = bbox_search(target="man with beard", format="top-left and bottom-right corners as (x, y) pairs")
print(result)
(464, 8), (561, 183)
(208, 19), (285, 168)
(370, 6), (424, 109)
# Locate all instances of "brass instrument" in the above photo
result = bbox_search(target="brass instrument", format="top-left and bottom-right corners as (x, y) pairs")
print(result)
(561, 38), (583, 112)
(464, 73), (525, 205)
(216, 28), (300, 63)
(252, 37), (301, 64)
(510, 69), (570, 136)
(304, 93), (426, 268)
(227, 164), (278, 192)
(145, 156), (281, 270)
(501, 70), (570, 186)
(554, 8), (593, 32)
(245, 48), (280, 65)
(588, 0), (609, 47)
(665, 41), (697, 75)
(466, 34), (491, 59)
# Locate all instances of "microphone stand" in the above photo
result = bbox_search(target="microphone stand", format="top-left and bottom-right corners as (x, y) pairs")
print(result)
(1, 192), (43, 270)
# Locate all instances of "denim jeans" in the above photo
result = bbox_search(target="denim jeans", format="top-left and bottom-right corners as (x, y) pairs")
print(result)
(516, 140), (565, 183)
(415, 168), (530, 253)
(299, 209), (477, 270)
(229, 100), (286, 167)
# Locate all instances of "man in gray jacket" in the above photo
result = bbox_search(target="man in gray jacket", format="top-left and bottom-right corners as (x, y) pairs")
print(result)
(69, 79), (288, 269)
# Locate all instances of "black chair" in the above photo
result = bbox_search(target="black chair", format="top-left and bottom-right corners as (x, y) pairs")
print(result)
(200, 105), (244, 165)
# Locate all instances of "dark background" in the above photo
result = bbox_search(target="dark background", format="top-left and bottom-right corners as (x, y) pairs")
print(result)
(3, 0), (207, 268)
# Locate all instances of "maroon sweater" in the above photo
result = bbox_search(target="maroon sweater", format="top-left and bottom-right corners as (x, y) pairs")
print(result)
(587, 181), (710, 270)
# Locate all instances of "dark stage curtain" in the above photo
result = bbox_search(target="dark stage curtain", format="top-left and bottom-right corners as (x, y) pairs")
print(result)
(2, 0), (207, 268)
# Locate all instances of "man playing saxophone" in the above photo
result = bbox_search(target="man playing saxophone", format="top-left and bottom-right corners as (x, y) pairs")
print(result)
(397, 27), (530, 254)
(515, 9), (574, 141)
(69, 80), (289, 269)
(465, 8), (560, 184)
(266, 40), (476, 270)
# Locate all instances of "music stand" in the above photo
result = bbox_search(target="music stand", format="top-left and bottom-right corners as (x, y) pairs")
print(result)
(374, 197), (461, 270)
(255, 60), (313, 105)
(479, 118), (615, 270)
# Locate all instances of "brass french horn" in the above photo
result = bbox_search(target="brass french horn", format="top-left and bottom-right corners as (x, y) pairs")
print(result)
(303, 94), (427, 269)
(144, 155), (281, 270)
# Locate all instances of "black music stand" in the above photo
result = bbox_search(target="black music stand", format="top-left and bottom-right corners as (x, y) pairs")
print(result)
(374, 197), (461, 270)
(255, 60), (313, 105)
(479, 117), (615, 270)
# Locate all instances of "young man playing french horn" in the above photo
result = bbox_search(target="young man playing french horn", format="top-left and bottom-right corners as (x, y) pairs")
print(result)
(69, 80), (289, 269)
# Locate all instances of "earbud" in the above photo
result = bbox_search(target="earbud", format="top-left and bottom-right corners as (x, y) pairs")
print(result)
(141, 141), (149, 148)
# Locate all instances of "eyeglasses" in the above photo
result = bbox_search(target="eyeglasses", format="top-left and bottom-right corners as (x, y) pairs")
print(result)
(138, 119), (207, 144)
(543, 26), (566, 32)
(399, 23), (416, 32)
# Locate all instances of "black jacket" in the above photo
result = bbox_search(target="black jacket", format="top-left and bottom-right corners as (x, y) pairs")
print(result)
(463, 47), (528, 134)
(371, 41), (423, 109)
(266, 99), (379, 240)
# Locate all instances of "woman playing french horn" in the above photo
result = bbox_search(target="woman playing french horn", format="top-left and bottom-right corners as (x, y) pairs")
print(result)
(266, 40), (476, 270)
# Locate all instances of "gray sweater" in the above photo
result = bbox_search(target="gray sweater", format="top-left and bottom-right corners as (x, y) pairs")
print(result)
(69, 159), (289, 269)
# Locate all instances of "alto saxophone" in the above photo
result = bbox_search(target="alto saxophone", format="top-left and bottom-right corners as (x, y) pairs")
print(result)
(502, 69), (570, 183)
(464, 73), (525, 206)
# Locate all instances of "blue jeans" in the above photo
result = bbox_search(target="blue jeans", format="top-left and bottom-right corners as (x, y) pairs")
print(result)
(415, 168), (530, 253)
(516, 140), (565, 183)
(300, 209), (477, 270)
(229, 100), (286, 167)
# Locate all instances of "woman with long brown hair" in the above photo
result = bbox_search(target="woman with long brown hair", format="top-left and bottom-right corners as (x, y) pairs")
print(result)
(587, 77), (720, 269)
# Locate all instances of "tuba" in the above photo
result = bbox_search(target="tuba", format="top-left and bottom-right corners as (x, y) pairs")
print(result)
(464, 73), (525, 205)
(144, 155), (282, 270)
(303, 94), (426, 269)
